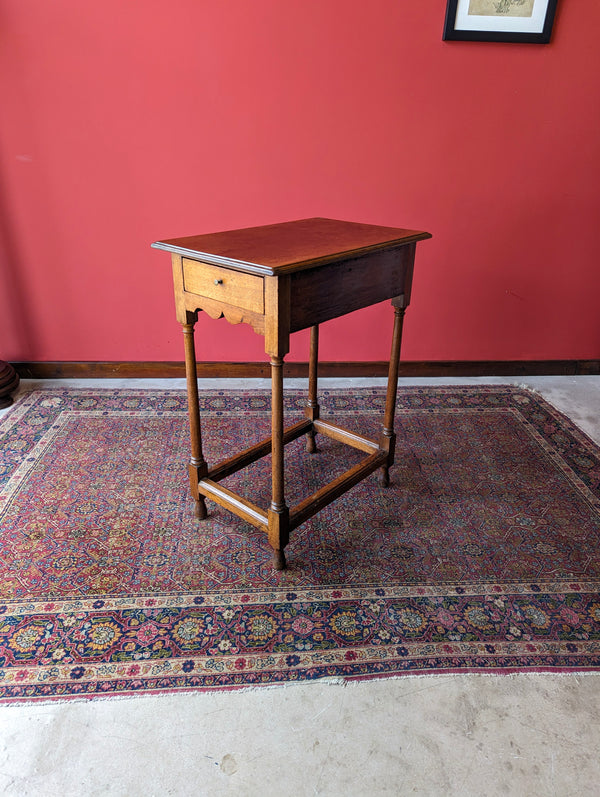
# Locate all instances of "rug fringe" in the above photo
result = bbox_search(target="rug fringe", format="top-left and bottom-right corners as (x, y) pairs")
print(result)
(3, 671), (600, 708)
(341, 669), (600, 686)
(516, 383), (540, 394)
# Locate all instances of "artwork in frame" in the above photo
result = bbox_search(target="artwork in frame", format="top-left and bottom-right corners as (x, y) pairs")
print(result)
(443, 0), (558, 43)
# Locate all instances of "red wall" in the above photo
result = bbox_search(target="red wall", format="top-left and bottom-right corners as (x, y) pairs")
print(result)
(1, 1), (599, 364)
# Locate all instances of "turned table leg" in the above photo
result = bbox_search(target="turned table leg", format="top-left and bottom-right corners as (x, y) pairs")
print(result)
(305, 324), (320, 453)
(379, 303), (406, 487)
(182, 314), (209, 519)
(268, 354), (290, 569)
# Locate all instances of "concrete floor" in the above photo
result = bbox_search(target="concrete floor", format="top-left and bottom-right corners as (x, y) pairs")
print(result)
(0, 376), (599, 797)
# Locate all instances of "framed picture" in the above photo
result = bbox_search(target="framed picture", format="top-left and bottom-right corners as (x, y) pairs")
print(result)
(443, 0), (558, 43)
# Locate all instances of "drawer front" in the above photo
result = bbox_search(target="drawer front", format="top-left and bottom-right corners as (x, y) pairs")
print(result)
(182, 259), (264, 314)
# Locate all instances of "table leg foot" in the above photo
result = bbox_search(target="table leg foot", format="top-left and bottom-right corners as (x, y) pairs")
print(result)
(379, 466), (390, 488)
(305, 430), (318, 454)
(194, 497), (208, 519)
(273, 548), (287, 570)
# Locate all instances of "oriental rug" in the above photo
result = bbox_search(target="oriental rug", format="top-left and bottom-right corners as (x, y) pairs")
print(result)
(0, 386), (599, 703)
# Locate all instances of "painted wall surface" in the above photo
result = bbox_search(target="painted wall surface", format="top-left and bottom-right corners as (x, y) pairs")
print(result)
(1, 1), (599, 363)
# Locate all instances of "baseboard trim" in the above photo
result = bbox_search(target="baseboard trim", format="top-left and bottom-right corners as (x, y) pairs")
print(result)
(12, 360), (600, 379)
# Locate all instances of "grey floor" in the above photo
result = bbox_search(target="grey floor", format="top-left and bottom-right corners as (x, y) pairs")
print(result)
(0, 376), (599, 797)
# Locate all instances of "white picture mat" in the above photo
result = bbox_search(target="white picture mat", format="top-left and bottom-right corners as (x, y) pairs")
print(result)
(455, 0), (549, 32)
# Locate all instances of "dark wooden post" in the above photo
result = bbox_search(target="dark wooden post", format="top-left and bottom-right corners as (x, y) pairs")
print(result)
(379, 303), (406, 487)
(304, 324), (320, 453)
(0, 362), (19, 409)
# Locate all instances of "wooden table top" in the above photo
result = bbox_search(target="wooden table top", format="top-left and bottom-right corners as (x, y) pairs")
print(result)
(152, 217), (431, 277)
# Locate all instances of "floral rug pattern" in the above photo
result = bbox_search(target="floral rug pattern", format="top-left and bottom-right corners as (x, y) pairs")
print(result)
(0, 386), (599, 702)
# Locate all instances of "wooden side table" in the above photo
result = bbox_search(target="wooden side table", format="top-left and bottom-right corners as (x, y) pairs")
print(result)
(152, 217), (431, 569)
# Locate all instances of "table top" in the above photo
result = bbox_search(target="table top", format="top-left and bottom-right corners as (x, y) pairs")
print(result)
(152, 217), (431, 277)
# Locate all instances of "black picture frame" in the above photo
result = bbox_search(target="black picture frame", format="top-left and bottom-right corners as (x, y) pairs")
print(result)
(443, 0), (558, 43)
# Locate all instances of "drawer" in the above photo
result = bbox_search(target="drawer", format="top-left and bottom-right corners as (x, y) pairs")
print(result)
(182, 259), (264, 314)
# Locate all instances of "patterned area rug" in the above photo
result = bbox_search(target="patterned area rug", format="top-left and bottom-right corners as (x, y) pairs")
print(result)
(0, 386), (599, 702)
